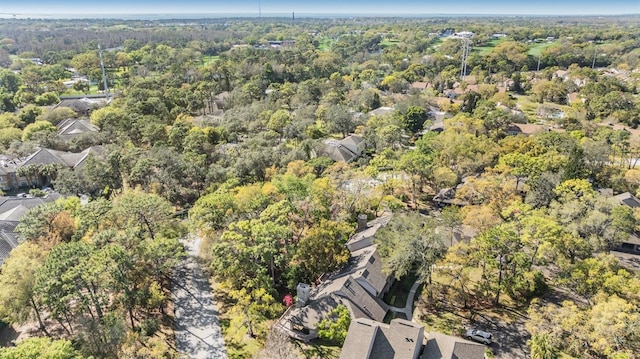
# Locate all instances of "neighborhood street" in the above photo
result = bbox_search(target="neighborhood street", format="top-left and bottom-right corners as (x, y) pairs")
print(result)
(173, 235), (227, 359)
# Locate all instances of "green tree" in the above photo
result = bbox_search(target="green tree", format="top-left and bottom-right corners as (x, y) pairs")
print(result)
(0, 127), (22, 148)
(401, 106), (428, 134)
(267, 109), (292, 137)
(0, 243), (48, 335)
(316, 305), (351, 346)
(376, 212), (445, 279)
(0, 337), (83, 359)
(19, 105), (43, 125)
(22, 120), (57, 141)
(108, 191), (174, 240)
(528, 334), (558, 359)
(293, 220), (352, 283)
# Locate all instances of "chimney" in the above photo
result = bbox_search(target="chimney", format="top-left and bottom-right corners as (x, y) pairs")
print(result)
(296, 283), (310, 306)
(356, 213), (368, 232)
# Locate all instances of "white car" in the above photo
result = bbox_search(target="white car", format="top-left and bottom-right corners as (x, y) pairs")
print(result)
(466, 329), (493, 345)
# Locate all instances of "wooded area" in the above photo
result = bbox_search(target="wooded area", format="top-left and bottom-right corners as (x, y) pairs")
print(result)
(0, 14), (639, 359)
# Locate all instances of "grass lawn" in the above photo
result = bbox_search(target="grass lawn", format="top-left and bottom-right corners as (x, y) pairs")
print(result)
(383, 310), (408, 324)
(318, 37), (334, 51)
(383, 272), (419, 308)
(528, 41), (556, 57)
(474, 38), (506, 56)
(381, 39), (401, 47)
(420, 311), (466, 337)
(299, 339), (341, 359)
(202, 55), (220, 65)
(64, 84), (101, 96)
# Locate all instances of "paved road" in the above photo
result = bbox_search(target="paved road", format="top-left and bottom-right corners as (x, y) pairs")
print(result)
(173, 235), (227, 359)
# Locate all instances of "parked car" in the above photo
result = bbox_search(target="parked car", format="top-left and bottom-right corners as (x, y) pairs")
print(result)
(466, 329), (493, 345)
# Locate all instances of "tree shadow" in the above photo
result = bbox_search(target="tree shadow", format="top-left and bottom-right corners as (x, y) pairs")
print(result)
(0, 325), (20, 347)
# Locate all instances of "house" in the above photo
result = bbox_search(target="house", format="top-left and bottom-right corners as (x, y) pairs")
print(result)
(0, 193), (62, 266)
(506, 123), (547, 136)
(276, 214), (393, 342)
(339, 318), (486, 359)
(422, 332), (486, 359)
(18, 146), (105, 187)
(340, 318), (424, 359)
(347, 213), (392, 252)
(57, 118), (100, 140)
(322, 135), (366, 163)
(612, 192), (640, 208)
(367, 107), (395, 117)
(0, 221), (19, 267)
(611, 192), (640, 255)
(54, 95), (109, 116)
(0, 157), (30, 192)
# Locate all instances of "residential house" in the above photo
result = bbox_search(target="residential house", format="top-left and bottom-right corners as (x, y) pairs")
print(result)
(340, 318), (424, 359)
(57, 118), (100, 140)
(339, 318), (486, 359)
(0, 193), (63, 266)
(611, 192), (640, 255)
(0, 157), (30, 192)
(54, 95), (109, 116)
(322, 135), (366, 163)
(347, 213), (392, 252)
(19, 146), (105, 187)
(423, 332), (486, 359)
(276, 214), (393, 342)
(367, 107), (395, 117)
(506, 123), (547, 136)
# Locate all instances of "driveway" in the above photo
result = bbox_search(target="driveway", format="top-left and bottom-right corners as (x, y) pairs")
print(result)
(173, 235), (227, 359)
(469, 310), (530, 359)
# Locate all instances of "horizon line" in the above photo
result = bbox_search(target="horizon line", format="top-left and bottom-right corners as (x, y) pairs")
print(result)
(1, 12), (639, 19)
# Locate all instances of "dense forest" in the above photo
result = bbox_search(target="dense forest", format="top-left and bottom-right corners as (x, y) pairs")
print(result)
(0, 14), (639, 359)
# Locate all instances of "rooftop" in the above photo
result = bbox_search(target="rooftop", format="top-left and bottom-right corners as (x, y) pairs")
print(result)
(340, 318), (424, 359)
(422, 332), (486, 359)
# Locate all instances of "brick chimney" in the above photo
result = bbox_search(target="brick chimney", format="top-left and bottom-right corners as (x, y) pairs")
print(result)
(356, 213), (368, 232)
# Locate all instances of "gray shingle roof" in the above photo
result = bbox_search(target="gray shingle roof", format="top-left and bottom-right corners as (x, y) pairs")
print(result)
(0, 220), (19, 267)
(340, 318), (424, 359)
(423, 332), (486, 359)
(612, 192), (640, 208)
(57, 119), (99, 137)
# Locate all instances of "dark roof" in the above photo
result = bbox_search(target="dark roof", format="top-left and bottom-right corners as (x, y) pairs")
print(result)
(54, 97), (107, 114)
(57, 119), (100, 137)
(423, 332), (486, 359)
(323, 140), (359, 162)
(20, 146), (105, 169)
(347, 213), (392, 248)
(0, 220), (19, 267)
(612, 192), (640, 208)
(341, 135), (365, 148)
(340, 318), (424, 359)
(0, 194), (62, 215)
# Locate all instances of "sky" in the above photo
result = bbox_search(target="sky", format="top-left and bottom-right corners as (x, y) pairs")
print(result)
(0, 0), (639, 17)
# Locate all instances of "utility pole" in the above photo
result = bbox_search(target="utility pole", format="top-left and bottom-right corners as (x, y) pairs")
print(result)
(292, 11), (295, 26)
(592, 45), (597, 69)
(460, 37), (469, 79)
(98, 44), (109, 101)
